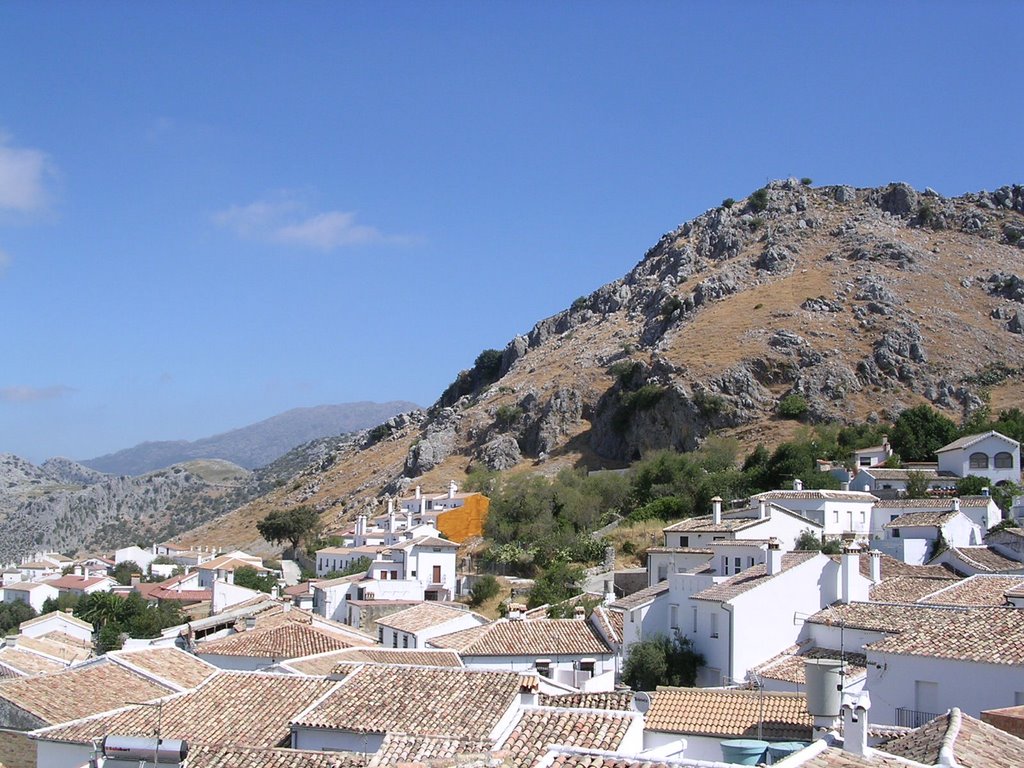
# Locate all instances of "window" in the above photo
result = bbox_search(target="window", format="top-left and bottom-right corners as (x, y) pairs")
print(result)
(392, 634), (398, 648)
(657, 564), (668, 581)
(692, 607), (698, 633)
(970, 452), (989, 469)
(402, 635), (409, 648)
(710, 612), (719, 638)
(995, 452), (1015, 469)
(734, 557), (742, 573)
(833, 510), (839, 523)
(747, 557), (755, 568)
(721, 556), (729, 575)
(378, 627), (384, 642)
(914, 680), (938, 713)
(680, 536), (689, 547)
(670, 604), (679, 630)
(860, 457), (871, 466)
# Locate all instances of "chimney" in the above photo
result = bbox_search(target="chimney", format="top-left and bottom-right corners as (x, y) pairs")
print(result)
(419, 497), (426, 516)
(415, 486), (421, 500)
(448, 480), (457, 499)
(841, 543), (860, 604)
(758, 500), (768, 519)
(388, 499), (396, 532)
(131, 574), (142, 588)
(793, 478), (804, 492)
(868, 549), (881, 583)
(507, 602), (524, 621)
(604, 579), (615, 604)
(881, 435), (889, 447)
(573, 605), (586, 620)
(841, 691), (871, 757)
(983, 487), (991, 497)
(766, 538), (782, 575)
(355, 514), (367, 547)
(244, 616), (257, 630)
(74, 565), (83, 576)
(519, 672), (540, 706)
(406, 507), (414, 531)
(711, 496), (723, 525)
(863, 484), (870, 493)
(840, 481), (850, 492)
(4, 635), (16, 648)
(952, 498), (961, 513)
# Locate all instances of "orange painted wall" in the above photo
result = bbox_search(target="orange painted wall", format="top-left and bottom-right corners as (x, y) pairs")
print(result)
(436, 494), (490, 543)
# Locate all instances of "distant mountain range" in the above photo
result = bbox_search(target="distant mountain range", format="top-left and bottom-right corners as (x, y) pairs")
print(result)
(80, 401), (420, 475)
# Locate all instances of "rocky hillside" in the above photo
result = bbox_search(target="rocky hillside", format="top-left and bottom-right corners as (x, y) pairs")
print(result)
(81, 401), (419, 475)
(0, 429), (370, 562)
(170, 181), (1024, 551)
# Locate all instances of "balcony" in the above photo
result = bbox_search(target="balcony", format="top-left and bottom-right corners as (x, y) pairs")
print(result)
(895, 707), (939, 728)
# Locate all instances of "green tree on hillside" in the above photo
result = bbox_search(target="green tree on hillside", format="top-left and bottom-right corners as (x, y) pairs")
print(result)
(257, 506), (322, 554)
(889, 405), (958, 462)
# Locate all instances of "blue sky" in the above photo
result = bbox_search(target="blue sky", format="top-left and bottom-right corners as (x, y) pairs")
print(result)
(1, 2), (1021, 463)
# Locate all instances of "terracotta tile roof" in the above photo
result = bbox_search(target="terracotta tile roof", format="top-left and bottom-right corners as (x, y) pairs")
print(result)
(644, 547), (714, 554)
(108, 647), (219, 690)
(875, 496), (993, 508)
(0, 659), (174, 725)
(186, 744), (367, 768)
(883, 707), (1024, 767)
(937, 430), (1019, 452)
(662, 515), (760, 533)
(644, 687), (813, 740)
(8, 634), (91, 664)
(752, 489), (877, 502)
(370, 733), (489, 766)
(292, 665), (527, 741)
(43, 575), (111, 590)
(869, 576), (960, 603)
(542, 748), (698, 768)
(754, 646), (867, 686)
(856, 553), (954, 580)
(196, 622), (367, 659)
(805, 601), (967, 634)
(883, 510), (957, 528)
(428, 618), (611, 656)
(691, 551), (819, 602)
(375, 602), (479, 633)
(0, 647), (66, 677)
(524, 592), (604, 620)
(36, 671), (338, 747)
(498, 706), (637, 767)
(199, 555), (266, 572)
(283, 648), (463, 676)
(917, 574), (1024, 607)
(945, 546), (1023, 573)
(538, 693), (635, 711)
(794, 746), (914, 768)
(3, 581), (52, 591)
(609, 582), (669, 611)
(867, 607), (1024, 665)
(589, 607), (623, 646)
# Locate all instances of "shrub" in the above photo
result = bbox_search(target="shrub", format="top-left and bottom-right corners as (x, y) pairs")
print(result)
(571, 296), (588, 312)
(622, 633), (704, 691)
(722, 197), (735, 208)
(748, 217), (764, 231)
(608, 360), (642, 384)
(748, 188), (770, 213)
(800, 177), (813, 186)
(694, 391), (726, 418)
(661, 296), (683, 318)
(469, 574), (501, 606)
(495, 405), (523, 430)
(778, 394), (808, 419)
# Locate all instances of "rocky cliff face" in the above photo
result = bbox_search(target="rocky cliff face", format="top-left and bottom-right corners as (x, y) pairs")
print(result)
(176, 181), (1024, 548)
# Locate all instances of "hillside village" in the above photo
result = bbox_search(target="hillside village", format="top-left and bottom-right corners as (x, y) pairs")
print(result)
(0, 427), (1022, 767)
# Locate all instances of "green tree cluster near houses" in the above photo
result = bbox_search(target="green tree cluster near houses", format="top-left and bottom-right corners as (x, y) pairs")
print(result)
(40, 591), (186, 654)
(477, 405), (1024, 607)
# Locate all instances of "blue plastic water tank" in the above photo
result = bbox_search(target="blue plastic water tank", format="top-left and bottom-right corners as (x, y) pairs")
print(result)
(720, 738), (769, 765)
(766, 741), (811, 762)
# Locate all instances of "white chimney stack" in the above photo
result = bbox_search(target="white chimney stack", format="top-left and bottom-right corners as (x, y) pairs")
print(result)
(793, 478), (804, 492)
(388, 499), (396, 533)
(355, 514), (367, 547)
(604, 578), (615, 604)
(415, 486), (421, 500)
(868, 550), (881, 583)
(448, 480), (457, 499)
(952, 498), (961, 513)
(841, 481), (850, 492)
(711, 496), (723, 525)
(841, 543), (860, 604)
(758, 500), (768, 519)
(863, 484), (870, 493)
(841, 691), (871, 757)
(766, 538), (782, 575)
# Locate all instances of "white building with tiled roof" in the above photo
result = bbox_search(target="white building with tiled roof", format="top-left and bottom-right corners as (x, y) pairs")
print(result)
(750, 479), (878, 540)
(661, 495), (822, 551)
(375, 602), (485, 649)
(936, 430), (1021, 487)
(428, 616), (615, 690)
(1, 581), (58, 613)
(929, 544), (1024, 576)
(877, 506), (982, 566)
(873, 495), (1001, 540)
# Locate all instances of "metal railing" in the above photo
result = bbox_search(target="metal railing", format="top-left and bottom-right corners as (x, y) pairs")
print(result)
(895, 707), (939, 728)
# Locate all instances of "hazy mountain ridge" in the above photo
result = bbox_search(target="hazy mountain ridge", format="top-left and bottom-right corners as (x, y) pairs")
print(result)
(173, 180), (1024, 550)
(80, 401), (419, 475)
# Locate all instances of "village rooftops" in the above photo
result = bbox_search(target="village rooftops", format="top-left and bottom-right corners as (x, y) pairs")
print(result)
(855, 552), (954, 580)
(883, 510), (961, 528)
(916, 574), (1024, 607)
(609, 582), (669, 611)
(375, 602), (481, 633)
(883, 707), (1024, 767)
(179, 744), (367, 768)
(34, 671), (338, 748)
(281, 647), (464, 676)
(751, 489), (878, 502)
(13, 633), (92, 664)
(371, 733), (491, 766)
(753, 644), (867, 687)
(428, 618), (611, 657)
(869, 575), (960, 603)
(106, 647), (219, 691)
(291, 665), (529, 741)
(18, 610), (91, 634)
(859, 467), (956, 480)
(589, 606), (623, 647)
(40, 575), (111, 590)
(538, 692), (635, 711)
(497, 706), (640, 768)
(645, 686), (813, 741)
(691, 551), (820, 603)
(867, 606), (1024, 665)
(196, 620), (373, 659)
(198, 555), (268, 572)
(0, 658), (175, 725)
(943, 546), (1023, 573)
(0, 647), (66, 677)
(874, 496), (995, 509)
(805, 601), (970, 634)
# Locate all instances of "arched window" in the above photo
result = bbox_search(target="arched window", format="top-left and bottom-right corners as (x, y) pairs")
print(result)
(995, 452), (1015, 469)
(969, 452), (989, 469)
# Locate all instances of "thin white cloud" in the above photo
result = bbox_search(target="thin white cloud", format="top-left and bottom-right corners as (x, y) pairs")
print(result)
(0, 385), (75, 403)
(0, 134), (53, 213)
(213, 195), (413, 251)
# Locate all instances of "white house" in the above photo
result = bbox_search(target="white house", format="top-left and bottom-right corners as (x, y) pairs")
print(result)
(113, 545), (159, 571)
(41, 574), (116, 598)
(872, 496), (1002, 540)
(875, 504), (983, 566)
(196, 553), (267, 589)
(17, 611), (93, 645)
(660, 495), (822, 551)
(315, 544), (381, 577)
(358, 535), (459, 602)
(852, 436), (894, 469)
(936, 430), (1021, 487)
(375, 602), (486, 649)
(851, 466), (956, 497)
(2, 582), (58, 613)
(750, 481), (878, 541)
